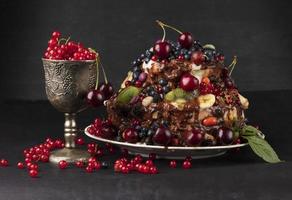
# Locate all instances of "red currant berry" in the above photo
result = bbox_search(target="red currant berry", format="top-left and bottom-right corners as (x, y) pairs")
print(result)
(29, 169), (38, 178)
(145, 160), (154, 167)
(51, 31), (60, 39)
(75, 137), (85, 145)
(17, 162), (25, 169)
(86, 166), (94, 173)
(0, 159), (9, 167)
(149, 166), (158, 174)
(169, 160), (177, 168)
(182, 160), (192, 169)
(75, 161), (84, 168)
(58, 160), (68, 169)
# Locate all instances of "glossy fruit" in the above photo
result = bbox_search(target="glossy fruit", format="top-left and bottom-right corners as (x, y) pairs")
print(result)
(122, 128), (139, 143)
(101, 126), (116, 139)
(184, 128), (204, 146)
(217, 127), (235, 145)
(29, 169), (38, 178)
(86, 89), (105, 107)
(179, 73), (199, 91)
(0, 159), (8, 167)
(202, 116), (218, 126)
(58, 160), (68, 169)
(178, 32), (193, 49)
(75, 161), (84, 168)
(154, 41), (171, 59)
(98, 83), (114, 99)
(17, 162), (25, 169)
(191, 51), (205, 65)
(152, 126), (172, 145)
(75, 137), (85, 145)
(169, 160), (177, 168)
(182, 160), (192, 169)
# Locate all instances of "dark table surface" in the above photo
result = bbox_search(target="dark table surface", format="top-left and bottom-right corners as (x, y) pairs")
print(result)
(0, 90), (291, 200)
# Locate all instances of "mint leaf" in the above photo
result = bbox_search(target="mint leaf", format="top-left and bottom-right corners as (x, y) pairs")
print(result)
(241, 125), (281, 163)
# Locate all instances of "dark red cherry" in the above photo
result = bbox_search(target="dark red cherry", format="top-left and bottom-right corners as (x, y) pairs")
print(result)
(98, 82), (114, 99)
(154, 41), (171, 59)
(178, 32), (193, 49)
(179, 73), (199, 91)
(152, 126), (172, 146)
(101, 126), (116, 139)
(86, 89), (105, 107)
(191, 51), (205, 65)
(122, 128), (139, 143)
(217, 127), (234, 145)
(184, 128), (204, 146)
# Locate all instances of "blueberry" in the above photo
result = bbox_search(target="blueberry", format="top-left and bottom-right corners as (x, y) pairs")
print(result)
(204, 48), (216, 61)
(158, 79), (168, 86)
(139, 130), (147, 138)
(144, 57), (150, 63)
(145, 50), (153, 58)
(162, 85), (170, 93)
(152, 94), (161, 102)
(149, 90), (157, 97)
(140, 54), (145, 59)
(147, 129), (155, 136)
(180, 48), (188, 55)
(161, 119), (169, 127)
(141, 127), (148, 133)
(135, 125), (142, 131)
(133, 71), (140, 80)
(184, 54), (190, 60)
(133, 66), (141, 72)
(101, 161), (109, 169)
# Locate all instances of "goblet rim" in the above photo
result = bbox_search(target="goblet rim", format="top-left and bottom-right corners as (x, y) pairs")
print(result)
(42, 57), (98, 63)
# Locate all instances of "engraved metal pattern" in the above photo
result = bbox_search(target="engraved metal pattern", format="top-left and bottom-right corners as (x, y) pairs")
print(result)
(42, 59), (97, 113)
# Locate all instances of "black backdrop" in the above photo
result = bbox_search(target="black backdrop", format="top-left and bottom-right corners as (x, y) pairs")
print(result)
(0, 0), (291, 100)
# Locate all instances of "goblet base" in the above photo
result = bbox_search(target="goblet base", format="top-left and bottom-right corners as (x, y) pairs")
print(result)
(49, 148), (90, 164)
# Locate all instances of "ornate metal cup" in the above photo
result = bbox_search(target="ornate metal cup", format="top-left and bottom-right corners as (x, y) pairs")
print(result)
(42, 58), (97, 163)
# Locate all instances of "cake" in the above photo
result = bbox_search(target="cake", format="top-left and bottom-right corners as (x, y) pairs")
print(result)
(105, 21), (250, 147)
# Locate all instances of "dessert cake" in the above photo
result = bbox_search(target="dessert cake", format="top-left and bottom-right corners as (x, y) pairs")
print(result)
(105, 21), (250, 147)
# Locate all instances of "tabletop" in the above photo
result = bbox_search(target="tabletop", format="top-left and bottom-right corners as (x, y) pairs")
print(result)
(0, 90), (291, 200)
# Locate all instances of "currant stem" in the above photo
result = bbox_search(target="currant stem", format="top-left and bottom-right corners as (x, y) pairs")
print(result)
(65, 36), (71, 44)
(228, 56), (237, 76)
(156, 20), (183, 34)
(156, 20), (166, 41)
(89, 48), (100, 89)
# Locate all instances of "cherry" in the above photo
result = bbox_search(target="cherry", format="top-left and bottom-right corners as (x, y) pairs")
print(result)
(179, 32), (193, 49)
(217, 127), (235, 145)
(101, 126), (116, 139)
(169, 160), (177, 168)
(191, 51), (205, 65)
(58, 160), (68, 169)
(29, 169), (38, 178)
(0, 159), (8, 167)
(152, 126), (172, 146)
(98, 83), (114, 99)
(184, 128), (204, 146)
(122, 128), (139, 143)
(182, 160), (192, 169)
(86, 89), (105, 107)
(179, 73), (199, 91)
(17, 162), (25, 169)
(154, 41), (171, 59)
(224, 77), (235, 89)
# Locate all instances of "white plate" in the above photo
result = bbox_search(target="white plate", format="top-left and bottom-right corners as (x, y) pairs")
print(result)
(84, 126), (248, 159)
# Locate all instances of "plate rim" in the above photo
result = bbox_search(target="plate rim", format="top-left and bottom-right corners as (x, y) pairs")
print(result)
(84, 126), (248, 150)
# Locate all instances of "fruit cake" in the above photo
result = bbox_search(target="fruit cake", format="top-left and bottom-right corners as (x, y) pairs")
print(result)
(104, 21), (250, 147)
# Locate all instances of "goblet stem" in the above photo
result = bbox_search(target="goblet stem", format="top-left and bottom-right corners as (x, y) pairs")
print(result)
(64, 113), (77, 148)
(49, 113), (90, 164)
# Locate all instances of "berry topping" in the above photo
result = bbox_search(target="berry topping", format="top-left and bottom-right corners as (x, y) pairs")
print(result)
(152, 126), (172, 145)
(178, 32), (193, 49)
(179, 73), (199, 91)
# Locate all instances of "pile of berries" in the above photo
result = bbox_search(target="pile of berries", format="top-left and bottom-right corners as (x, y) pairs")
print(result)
(114, 154), (158, 174)
(43, 31), (96, 60)
(87, 118), (117, 140)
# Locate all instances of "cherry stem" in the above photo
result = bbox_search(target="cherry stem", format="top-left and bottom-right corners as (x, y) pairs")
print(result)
(156, 20), (166, 41)
(99, 59), (108, 84)
(228, 56), (237, 76)
(156, 20), (183, 34)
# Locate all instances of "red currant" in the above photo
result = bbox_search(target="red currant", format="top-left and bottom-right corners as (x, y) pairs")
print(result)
(58, 160), (68, 169)
(169, 160), (177, 168)
(17, 162), (25, 169)
(29, 169), (38, 178)
(182, 160), (192, 169)
(0, 159), (8, 167)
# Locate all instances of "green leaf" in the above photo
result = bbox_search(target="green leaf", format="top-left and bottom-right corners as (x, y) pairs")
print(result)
(116, 86), (141, 105)
(242, 134), (281, 163)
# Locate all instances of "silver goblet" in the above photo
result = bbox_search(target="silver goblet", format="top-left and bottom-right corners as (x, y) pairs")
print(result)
(42, 58), (97, 163)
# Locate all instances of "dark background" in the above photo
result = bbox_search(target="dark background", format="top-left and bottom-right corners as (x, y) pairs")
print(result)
(0, 0), (292, 100)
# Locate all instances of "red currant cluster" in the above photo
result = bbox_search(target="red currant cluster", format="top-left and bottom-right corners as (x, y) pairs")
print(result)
(114, 154), (158, 174)
(87, 118), (117, 140)
(43, 31), (96, 60)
